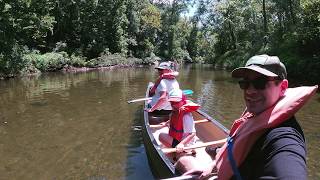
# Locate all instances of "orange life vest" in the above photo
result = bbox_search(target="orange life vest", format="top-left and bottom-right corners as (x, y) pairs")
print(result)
(169, 100), (200, 141)
(215, 85), (318, 180)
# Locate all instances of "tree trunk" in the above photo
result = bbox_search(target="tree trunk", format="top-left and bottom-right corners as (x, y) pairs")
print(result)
(289, 0), (296, 25)
(262, 0), (268, 34)
(277, 12), (283, 40)
(228, 21), (236, 49)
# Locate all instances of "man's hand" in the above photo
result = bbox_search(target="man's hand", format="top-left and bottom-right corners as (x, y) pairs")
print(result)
(149, 85), (156, 97)
(144, 108), (153, 113)
(175, 143), (185, 153)
(183, 160), (217, 180)
(159, 121), (169, 127)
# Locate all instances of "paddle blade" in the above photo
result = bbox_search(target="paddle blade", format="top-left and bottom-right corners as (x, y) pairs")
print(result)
(182, 89), (193, 95)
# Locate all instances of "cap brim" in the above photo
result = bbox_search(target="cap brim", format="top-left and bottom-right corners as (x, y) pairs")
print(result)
(232, 65), (278, 78)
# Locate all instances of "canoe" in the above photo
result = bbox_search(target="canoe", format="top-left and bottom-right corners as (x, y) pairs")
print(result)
(142, 82), (229, 179)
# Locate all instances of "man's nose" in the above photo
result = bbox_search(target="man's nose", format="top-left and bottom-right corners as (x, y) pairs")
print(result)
(245, 83), (258, 93)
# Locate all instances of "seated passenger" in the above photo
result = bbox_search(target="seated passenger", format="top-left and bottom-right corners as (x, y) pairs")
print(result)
(147, 62), (179, 114)
(159, 89), (200, 153)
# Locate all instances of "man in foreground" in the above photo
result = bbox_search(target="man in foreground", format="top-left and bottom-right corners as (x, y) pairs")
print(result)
(185, 54), (318, 179)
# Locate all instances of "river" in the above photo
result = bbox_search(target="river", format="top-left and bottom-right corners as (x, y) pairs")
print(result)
(0, 64), (319, 180)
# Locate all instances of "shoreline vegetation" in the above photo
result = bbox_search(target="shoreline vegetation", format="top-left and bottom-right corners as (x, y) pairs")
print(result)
(1, 1), (319, 85)
(0, 49), (318, 88)
(0, 49), (157, 79)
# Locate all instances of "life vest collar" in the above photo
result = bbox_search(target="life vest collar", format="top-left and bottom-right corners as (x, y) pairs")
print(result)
(148, 71), (178, 96)
(178, 100), (200, 113)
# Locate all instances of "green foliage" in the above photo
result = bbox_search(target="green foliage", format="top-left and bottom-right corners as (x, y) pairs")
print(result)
(132, 3), (161, 58)
(143, 53), (161, 64)
(0, 1), (56, 50)
(187, 23), (199, 59)
(192, 0), (319, 84)
(279, 53), (320, 85)
(156, 0), (191, 60)
(298, 0), (320, 55)
(141, 4), (161, 29)
(0, 44), (27, 77)
(69, 54), (86, 67)
(86, 49), (143, 67)
(21, 51), (86, 73)
(214, 49), (250, 69)
(25, 52), (69, 72)
(0, 0), (319, 85)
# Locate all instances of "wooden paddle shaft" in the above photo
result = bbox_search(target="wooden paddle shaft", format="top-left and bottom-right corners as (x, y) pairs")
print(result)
(160, 174), (198, 180)
(160, 174), (218, 180)
(127, 97), (152, 104)
(162, 138), (227, 154)
(127, 89), (194, 104)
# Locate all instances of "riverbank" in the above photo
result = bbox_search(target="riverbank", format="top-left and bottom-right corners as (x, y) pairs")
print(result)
(0, 64), (149, 80)
(61, 64), (141, 73)
(0, 50), (157, 80)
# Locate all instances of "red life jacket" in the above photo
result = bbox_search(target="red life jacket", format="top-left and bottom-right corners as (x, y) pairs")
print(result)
(215, 85), (318, 180)
(149, 71), (179, 96)
(169, 100), (200, 141)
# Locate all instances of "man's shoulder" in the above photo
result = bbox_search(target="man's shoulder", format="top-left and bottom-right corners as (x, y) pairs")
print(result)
(261, 116), (305, 150)
(159, 78), (176, 85)
(159, 79), (179, 90)
(253, 116), (308, 180)
(266, 116), (304, 138)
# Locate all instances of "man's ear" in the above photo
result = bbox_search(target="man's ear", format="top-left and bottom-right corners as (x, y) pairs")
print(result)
(280, 79), (288, 96)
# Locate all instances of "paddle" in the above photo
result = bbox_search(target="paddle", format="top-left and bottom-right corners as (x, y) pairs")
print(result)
(161, 174), (218, 180)
(160, 174), (199, 180)
(127, 97), (152, 104)
(162, 138), (227, 154)
(127, 89), (194, 104)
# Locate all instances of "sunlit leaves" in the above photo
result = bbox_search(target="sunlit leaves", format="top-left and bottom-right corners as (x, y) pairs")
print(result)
(141, 4), (161, 30)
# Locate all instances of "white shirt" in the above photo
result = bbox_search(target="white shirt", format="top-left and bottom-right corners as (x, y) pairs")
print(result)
(183, 112), (196, 145)
(150, 79), (180, 110)
(183, 112), (196, 134)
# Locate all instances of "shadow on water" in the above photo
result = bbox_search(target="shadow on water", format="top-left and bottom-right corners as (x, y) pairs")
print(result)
(125, 108), (154, 180)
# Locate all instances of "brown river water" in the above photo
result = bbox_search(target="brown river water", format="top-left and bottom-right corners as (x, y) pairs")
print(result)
(0, 64), (319, 180)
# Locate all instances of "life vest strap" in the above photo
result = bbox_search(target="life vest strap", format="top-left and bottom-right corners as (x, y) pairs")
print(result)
(170, 126), (184, 133)
(227, 136), (242, 180)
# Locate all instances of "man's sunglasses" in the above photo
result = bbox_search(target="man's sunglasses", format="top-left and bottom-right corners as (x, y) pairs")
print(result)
(238, 77), (281, 90)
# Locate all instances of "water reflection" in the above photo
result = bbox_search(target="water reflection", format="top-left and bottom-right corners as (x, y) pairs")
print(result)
(0, 65), (319, 180)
